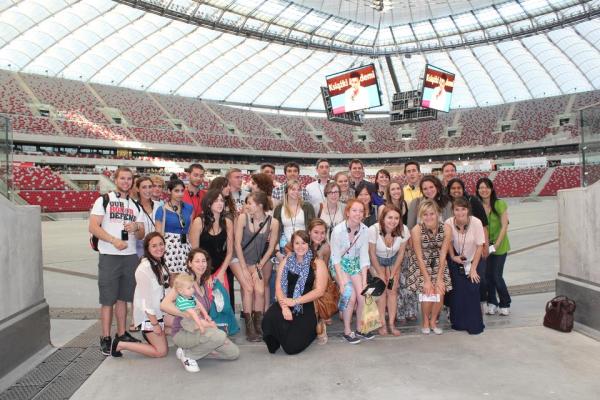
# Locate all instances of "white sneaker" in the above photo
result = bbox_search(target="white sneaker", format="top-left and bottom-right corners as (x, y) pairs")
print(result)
(175, 347), (184, 361)
(486, 304), (497, 315)
(181, 357), (200, 373)
(499, 307), (510, 316)
(433, 327), (443, 335)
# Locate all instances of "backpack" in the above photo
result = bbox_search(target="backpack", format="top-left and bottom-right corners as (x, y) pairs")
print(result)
(90, 193), (140, 251)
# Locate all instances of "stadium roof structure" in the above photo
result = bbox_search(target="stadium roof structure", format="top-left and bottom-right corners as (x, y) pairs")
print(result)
(1, 0), (600, 112)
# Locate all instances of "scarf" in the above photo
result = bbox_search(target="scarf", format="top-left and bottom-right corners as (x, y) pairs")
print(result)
(280, 249), (313, 314)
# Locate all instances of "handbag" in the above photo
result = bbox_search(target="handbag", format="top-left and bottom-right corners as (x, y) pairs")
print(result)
(359, 294), (382, 333)
(543, 295), (576, 333)
(314, 273), (340, 320)
(361, 276), (386, 297)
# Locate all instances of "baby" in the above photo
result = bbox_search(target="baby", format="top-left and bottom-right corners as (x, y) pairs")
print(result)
(173, 274), (213, 333)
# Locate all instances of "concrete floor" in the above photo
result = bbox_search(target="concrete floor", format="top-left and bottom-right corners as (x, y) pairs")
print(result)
(37, 197), (600, 399)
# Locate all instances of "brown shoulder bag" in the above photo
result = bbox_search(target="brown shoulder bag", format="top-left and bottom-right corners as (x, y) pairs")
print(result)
(543, 295), (576, 333)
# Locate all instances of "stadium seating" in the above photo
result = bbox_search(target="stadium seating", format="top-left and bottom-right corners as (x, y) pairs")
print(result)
(539, 166), (581, 196)
(12, 166), (69, 190)
(19, 190), (99, 212)
(22, 74), (108, 123)
(504, 97), (568, 144)
(208, 104), (273, 137)
(492, 167), (547, 197)
(2, 71), (597, 153)
(457, 171), (491, 195)
(91, 83), (172, 129)
(0, 71), (33, 115)
(10, 115), (59, 135)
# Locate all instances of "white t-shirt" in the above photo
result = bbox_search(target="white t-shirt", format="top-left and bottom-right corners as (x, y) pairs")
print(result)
(136, 200), (160, 257)
(91, 192), (142, 255)
(368, 223), (410, 258)
(305, 179), (328, 214)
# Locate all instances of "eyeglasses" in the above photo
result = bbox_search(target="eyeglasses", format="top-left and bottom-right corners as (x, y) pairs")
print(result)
(327, 191), (340, 195)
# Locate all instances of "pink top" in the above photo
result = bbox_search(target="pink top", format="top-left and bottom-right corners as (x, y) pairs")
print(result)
(445, 216), (485, 263)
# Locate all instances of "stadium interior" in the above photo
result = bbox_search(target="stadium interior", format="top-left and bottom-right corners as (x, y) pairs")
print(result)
(1, 0), (600, 399)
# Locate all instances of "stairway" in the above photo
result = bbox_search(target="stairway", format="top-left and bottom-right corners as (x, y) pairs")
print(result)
(532, 167), (555, 196)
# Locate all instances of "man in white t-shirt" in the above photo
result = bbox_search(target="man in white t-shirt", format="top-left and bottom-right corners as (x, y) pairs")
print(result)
(305, 159), (330, 214)
(89, 166), (145, 356)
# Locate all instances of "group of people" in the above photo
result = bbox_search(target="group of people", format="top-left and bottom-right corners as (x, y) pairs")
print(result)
(88, 158), (512, 369)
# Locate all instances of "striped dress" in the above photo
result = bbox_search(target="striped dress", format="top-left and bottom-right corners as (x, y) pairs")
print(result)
(406, 222), (452, 293)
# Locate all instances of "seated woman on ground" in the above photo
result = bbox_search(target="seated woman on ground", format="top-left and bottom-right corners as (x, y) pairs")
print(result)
(262, 230), (328, 355)
(161, 249), (240, 373)
(111, 232), (168, 358)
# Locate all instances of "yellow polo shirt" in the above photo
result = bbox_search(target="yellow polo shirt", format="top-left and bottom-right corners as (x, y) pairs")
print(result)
(403, 185), (422, 205)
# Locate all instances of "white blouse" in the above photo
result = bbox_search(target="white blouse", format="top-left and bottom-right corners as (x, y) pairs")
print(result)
(368, 223), (410, 258)
(330, 221), (370, 269)
(133, 258), (166, 326)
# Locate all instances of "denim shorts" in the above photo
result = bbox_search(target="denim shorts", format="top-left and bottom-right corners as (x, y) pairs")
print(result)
(377, 254), (398, 268)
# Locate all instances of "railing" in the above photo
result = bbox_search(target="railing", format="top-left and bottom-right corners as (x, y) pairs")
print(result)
(580, 106), (600, 187)
(0, 115), (12, 200)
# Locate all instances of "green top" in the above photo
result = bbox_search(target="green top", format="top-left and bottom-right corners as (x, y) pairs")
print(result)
(175, 294), (196, 312)
(487, 199), (510, 255)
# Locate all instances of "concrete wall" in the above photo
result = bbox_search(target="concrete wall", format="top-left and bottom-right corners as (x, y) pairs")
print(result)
(556, 182), (600, 333)
(0, 196), (50, 380)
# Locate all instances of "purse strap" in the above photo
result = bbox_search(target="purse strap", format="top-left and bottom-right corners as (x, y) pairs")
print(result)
(242, 215), (271, 251)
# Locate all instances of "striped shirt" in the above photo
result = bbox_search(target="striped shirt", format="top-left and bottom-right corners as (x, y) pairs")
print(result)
(175, 294), (196, 312)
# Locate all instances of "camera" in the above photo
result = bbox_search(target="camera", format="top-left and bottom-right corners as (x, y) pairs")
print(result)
(121, 230), (129, 241)
(180, 234), (187, 244)
(387, 277), (394, 290)
(458, 264), (466, 275)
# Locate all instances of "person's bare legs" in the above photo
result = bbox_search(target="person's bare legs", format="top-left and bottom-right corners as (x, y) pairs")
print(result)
(262, 261), (273, 311)
(376, 268), (390, 335)
(341, 271), (356, 335)
(388, 268), (401, 336)
(101, 305), (113, 337)
(252, 269), (265, 312)
(421, 301), (433, 330)
(230, 262), (253, 313)
(117, 332), (168, 357)
(114, 300), (127, 336)
(430, 295), (444, 330)
(350, 274), (366, 333)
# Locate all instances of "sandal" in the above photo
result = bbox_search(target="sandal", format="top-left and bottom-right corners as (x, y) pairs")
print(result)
(129, 324), (140, 332)
(378, 326), (388, 336)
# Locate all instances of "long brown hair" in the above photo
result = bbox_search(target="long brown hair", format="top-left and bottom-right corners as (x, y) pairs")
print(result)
(378, 205), (405, 238)
(186, 248), (212, 285)
(143, 232), (167, 284)
(208, 176), (236, 217)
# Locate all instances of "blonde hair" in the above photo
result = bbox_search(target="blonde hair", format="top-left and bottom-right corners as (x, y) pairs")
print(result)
(283, 179), (303, 218)
(173, 273), (194, 291)
(417, 199), (440, 220)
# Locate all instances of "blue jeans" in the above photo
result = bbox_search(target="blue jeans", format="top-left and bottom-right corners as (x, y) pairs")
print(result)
(477, 257), (487, 303)
(486, 253), (511, 308)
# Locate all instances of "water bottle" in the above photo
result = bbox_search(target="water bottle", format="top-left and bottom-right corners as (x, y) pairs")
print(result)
(338, 282), (354, 311)
(279, 233), (288, 252)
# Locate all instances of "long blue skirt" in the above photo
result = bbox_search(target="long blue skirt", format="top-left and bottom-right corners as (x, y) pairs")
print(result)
(449, 260), (485, 335)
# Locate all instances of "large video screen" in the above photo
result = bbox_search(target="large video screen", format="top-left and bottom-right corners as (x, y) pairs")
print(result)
(421, 64), (455, 113)
(326, 64), (382, 115)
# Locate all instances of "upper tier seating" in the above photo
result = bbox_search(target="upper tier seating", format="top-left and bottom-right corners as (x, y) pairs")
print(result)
(4, 71), (598, 153)
(13, 166), (69, 190)
(539, 166), (581, 196)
